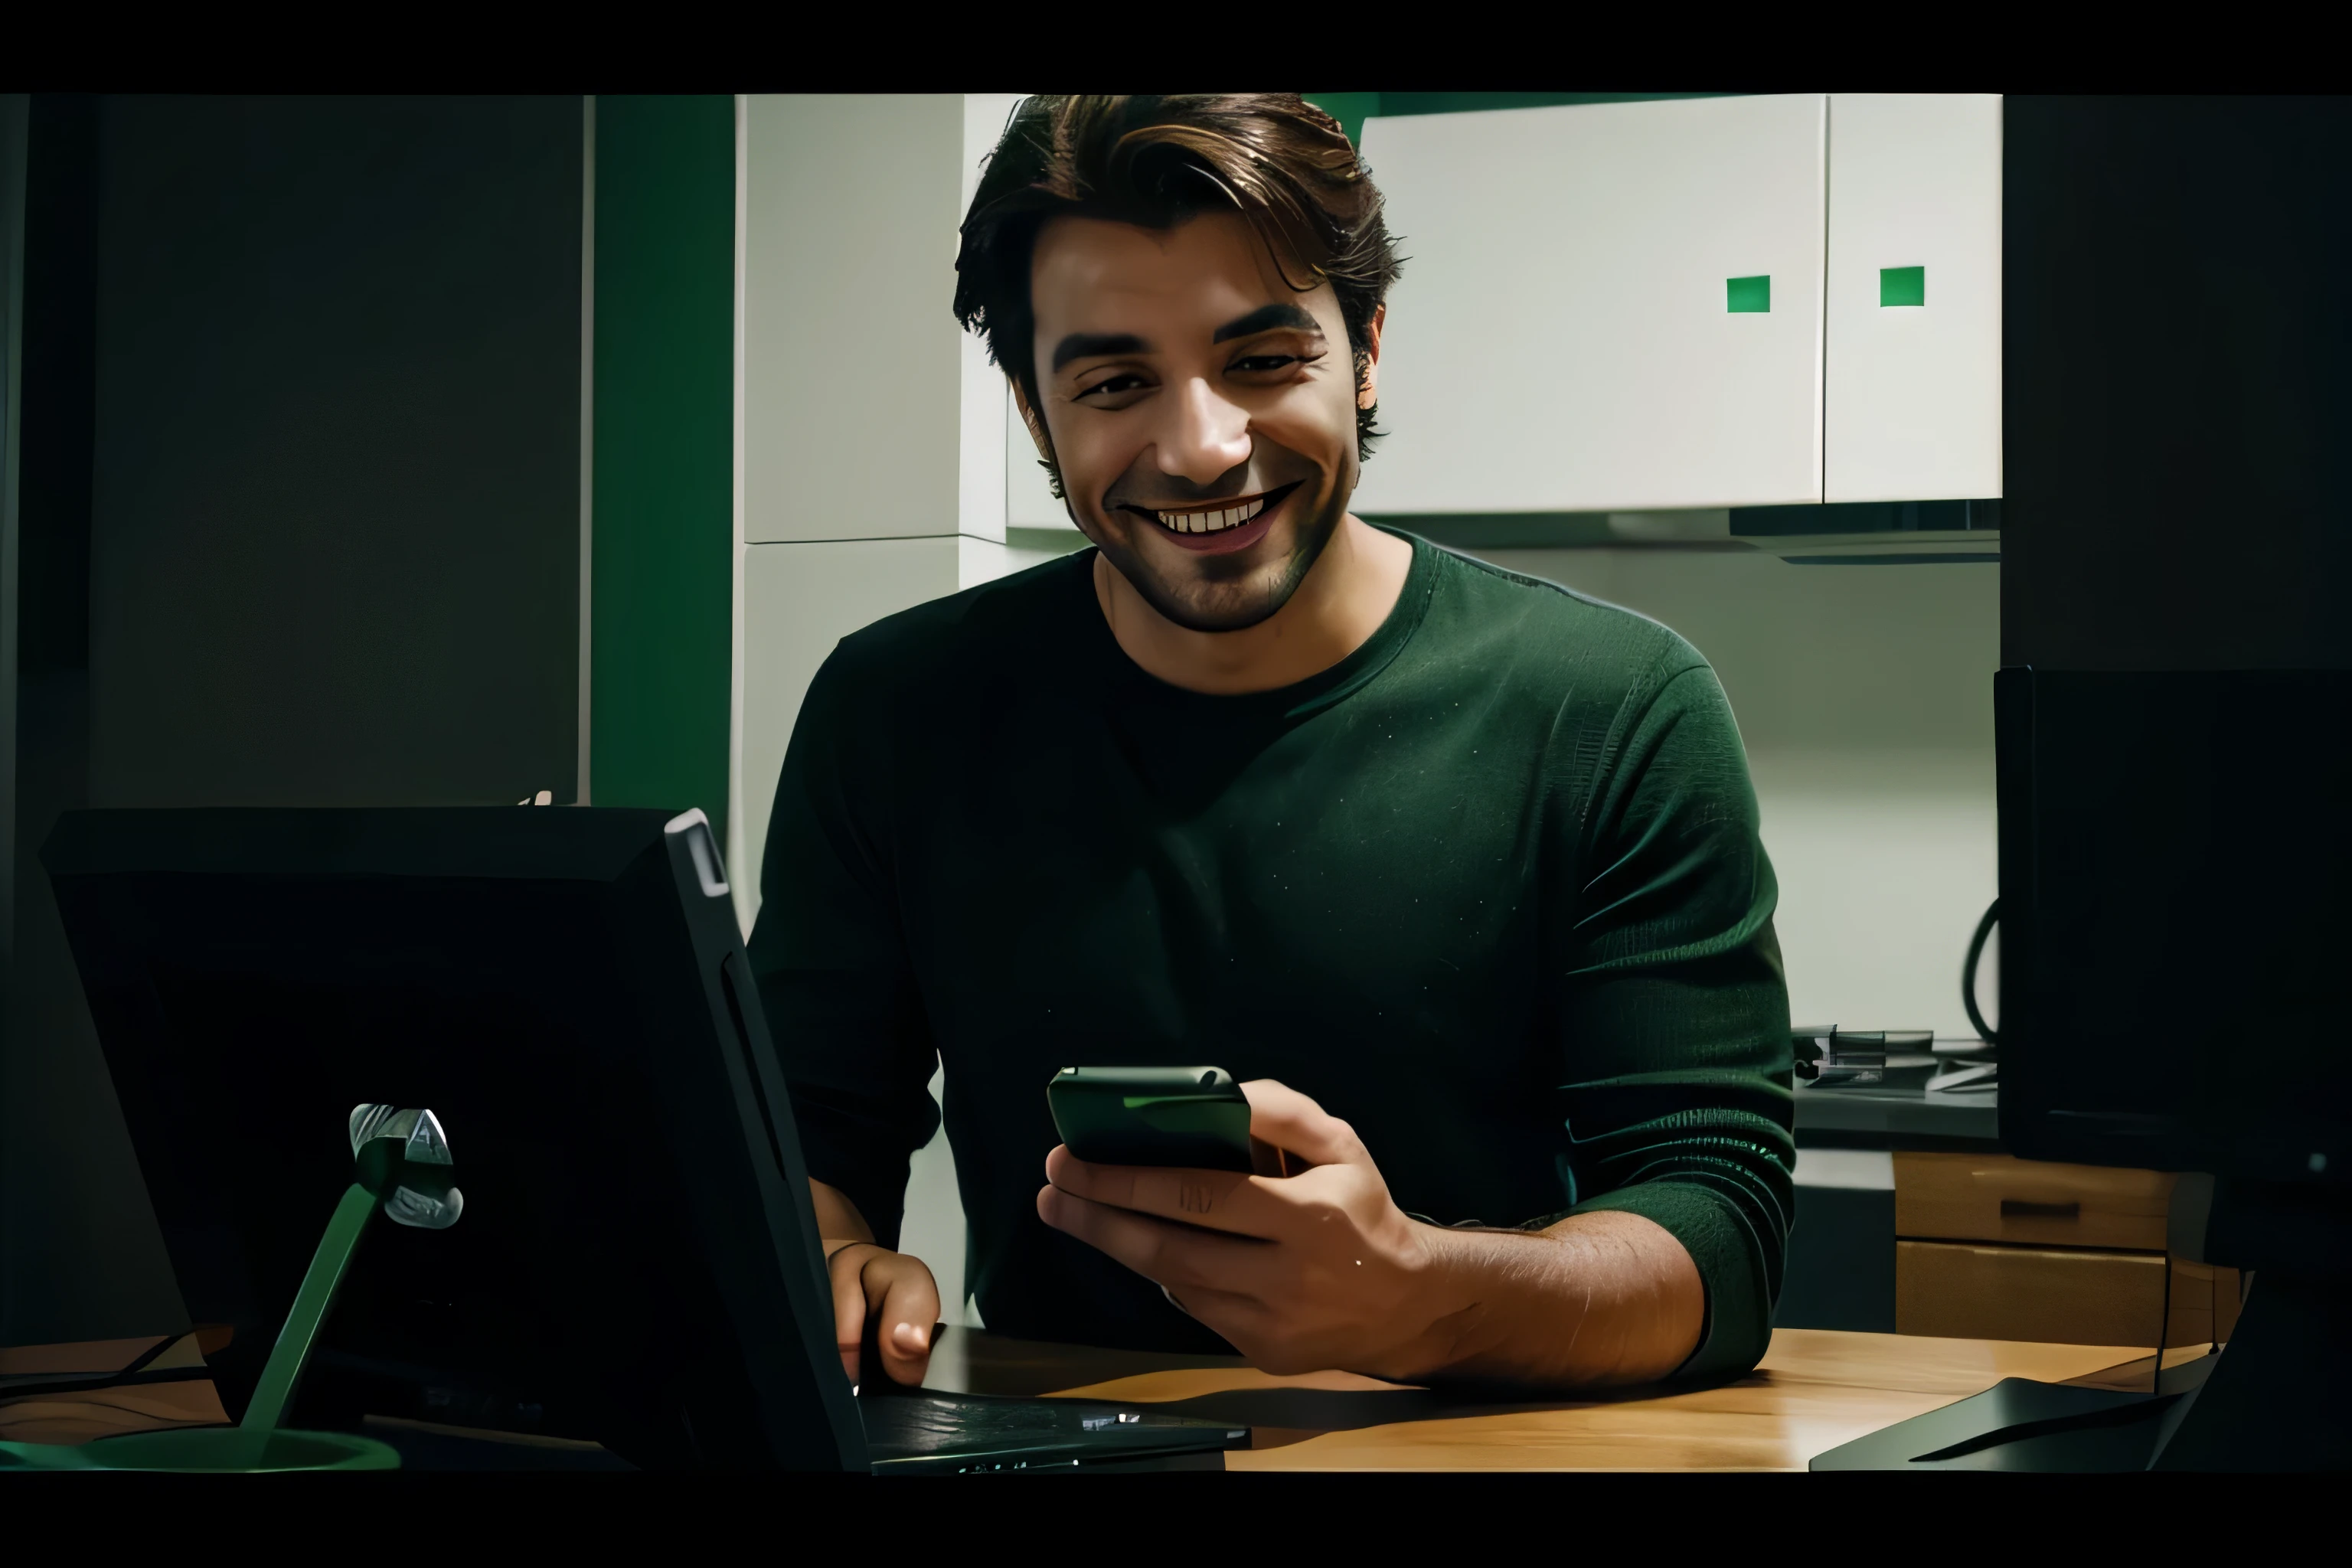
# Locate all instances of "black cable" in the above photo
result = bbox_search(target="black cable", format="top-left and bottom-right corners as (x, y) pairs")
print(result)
(1962, 897), (2000, 1047)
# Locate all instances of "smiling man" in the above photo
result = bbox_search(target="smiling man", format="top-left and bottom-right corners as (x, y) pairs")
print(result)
(749, 95), (1793, 1393)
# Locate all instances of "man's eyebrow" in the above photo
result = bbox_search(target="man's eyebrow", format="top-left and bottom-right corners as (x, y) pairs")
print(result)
(1212, 304), (1322, 343)
(1051, 332), (1150, 372)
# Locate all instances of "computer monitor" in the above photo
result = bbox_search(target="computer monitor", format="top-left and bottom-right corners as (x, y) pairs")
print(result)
(1818, 668), (2351, 1471)
(1993, 667), (2352, 1468)
(1996, 668), (2352, 1183)
(41, 805), (866, 1470)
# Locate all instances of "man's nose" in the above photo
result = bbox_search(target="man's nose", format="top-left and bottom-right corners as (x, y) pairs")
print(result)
(1153, 377), (1252, 485)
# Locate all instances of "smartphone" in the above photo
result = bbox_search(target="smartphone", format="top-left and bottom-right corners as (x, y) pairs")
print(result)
(1047, 1066), (1260, 1173)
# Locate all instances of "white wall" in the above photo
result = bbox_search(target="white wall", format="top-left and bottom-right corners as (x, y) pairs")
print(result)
(1472, 544), (1999, 1036)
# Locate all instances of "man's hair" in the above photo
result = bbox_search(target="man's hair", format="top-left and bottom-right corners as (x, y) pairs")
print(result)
(952, 95), (1403, 474)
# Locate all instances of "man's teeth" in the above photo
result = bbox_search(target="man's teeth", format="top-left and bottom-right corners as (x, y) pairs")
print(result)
(1158, 495), (1269, 534)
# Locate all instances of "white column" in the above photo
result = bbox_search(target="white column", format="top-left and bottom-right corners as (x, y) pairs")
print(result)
(733, 93), (1002, 917)
(733, 94), (1037, 1322)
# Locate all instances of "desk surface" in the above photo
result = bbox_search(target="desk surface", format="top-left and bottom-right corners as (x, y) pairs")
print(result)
(4, 1328), (2205, 1470)
(922, 1327), (2196, 1471)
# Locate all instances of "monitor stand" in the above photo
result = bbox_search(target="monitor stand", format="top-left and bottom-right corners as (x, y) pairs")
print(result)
(1811, 1272), (2351, 1472)
(2149, 1272), (2350, 1471)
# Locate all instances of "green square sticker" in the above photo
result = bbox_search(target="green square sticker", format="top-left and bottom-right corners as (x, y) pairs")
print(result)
(1726, 275), (1771, 313)
(1880, 265), (1926, 307)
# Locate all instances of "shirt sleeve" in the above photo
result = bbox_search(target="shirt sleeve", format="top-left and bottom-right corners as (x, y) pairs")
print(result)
(1547, 658), (1795, 1382)
(743, 639), (940, 1250)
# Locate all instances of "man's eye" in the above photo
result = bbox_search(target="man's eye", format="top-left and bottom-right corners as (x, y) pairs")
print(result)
(1076, 373), (1148, 400)
(1230, 355), (1300, 373)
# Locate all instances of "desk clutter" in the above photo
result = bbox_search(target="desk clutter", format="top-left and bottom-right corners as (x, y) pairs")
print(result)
(1793, 1026), (1997, 1093)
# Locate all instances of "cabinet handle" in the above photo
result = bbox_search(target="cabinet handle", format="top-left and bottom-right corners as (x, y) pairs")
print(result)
(2000, 1199), (2081, 1220)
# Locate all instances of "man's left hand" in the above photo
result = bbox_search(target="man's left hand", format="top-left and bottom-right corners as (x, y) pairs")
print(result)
(1035, 1079), (1464, 1380)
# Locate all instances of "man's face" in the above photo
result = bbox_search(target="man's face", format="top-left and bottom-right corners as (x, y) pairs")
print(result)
(1024, 211), (1375, 633)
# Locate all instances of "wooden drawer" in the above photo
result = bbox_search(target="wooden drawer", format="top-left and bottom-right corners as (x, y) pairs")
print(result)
(1893, 1152), (2174, 1250)
(1897, 1240), (2164, 1344)
(1896, 1241), (2242, 1347)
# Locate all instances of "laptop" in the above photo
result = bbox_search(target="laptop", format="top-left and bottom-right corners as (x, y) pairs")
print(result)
(43, 805), (1247, 1472)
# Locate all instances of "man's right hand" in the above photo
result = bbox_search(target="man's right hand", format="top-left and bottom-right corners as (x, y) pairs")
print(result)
(823, 1239), (940, 1387)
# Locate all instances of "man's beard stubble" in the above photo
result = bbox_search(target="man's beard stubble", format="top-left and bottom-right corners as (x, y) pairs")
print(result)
(1086, 484), (1348, 635)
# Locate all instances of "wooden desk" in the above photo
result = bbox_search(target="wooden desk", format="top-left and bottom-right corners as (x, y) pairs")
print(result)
(0, 1334), (232, 1446)
(924, 1326), (2207, 1471)
(4, 1327), (2208, 1469)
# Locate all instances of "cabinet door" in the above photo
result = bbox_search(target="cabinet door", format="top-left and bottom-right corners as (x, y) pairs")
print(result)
(1353, 95), (1825, 515)
(1824, 94), (2002, 502)
(1896, 1240), (2168, 1345)
(1893, 1152), (2173, 1251)
(1896, 1241), (2230, 1349)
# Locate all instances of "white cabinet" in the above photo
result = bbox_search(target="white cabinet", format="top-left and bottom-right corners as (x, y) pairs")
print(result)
(1354, 95), (1828, 515)
(1824, 95), (2001, 503)
(1349, 93), (2001, 516)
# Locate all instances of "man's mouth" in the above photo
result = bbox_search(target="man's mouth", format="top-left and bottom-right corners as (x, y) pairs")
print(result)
(1119, 482), (1302, 553)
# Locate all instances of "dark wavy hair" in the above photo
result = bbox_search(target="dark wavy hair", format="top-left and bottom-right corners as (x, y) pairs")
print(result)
(952, 95), (1403, 495)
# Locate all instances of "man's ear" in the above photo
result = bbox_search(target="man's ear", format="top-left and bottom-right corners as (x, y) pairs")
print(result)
(1009, 377), (1070, 505)
(1356, 303), (1385, 410)
(1010, 378), (1055, 462)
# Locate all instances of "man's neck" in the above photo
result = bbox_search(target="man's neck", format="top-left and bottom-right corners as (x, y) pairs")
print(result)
(1092, 514), (1416, 696)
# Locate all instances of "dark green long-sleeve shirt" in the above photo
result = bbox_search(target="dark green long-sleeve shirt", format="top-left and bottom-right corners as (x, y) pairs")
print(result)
(749, 532), (1794, 1380)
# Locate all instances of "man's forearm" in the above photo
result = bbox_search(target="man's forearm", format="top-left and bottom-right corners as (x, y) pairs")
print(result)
(1394, 1208), (1705, 1388)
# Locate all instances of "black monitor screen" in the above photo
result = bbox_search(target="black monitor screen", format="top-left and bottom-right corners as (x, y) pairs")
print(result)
(1997, 668), (2352, 1191)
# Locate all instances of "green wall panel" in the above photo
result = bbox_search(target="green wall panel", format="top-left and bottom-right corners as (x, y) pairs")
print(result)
(590, 94), (734, 846)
